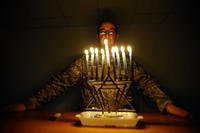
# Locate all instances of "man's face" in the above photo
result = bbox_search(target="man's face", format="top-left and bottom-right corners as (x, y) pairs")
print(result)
(97, 22), (118, 48)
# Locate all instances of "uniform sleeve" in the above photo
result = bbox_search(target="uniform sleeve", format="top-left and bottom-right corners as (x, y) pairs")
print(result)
(25, 56), (84, 110)
(133, 60), (173, 112)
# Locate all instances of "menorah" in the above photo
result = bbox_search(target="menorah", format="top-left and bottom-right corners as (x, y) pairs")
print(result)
(76, 40), (143, 127)
(84, 39), (135, 113)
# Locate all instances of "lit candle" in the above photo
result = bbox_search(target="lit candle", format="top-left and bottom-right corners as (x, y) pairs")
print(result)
(112, 47), (116, 80)
(115, 47), (121, 80)
(95, 48), (98, 80)
(84, 49), (89, 79)
(104, 39), (110, 67)
(101, 49), (105, 81)
(121, 46), (127, 79)
(127, 46), (133, 79)
(90, 47), (94, 79)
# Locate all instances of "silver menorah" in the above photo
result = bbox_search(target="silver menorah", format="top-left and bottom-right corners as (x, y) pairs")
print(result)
(84, 45), (135, 113)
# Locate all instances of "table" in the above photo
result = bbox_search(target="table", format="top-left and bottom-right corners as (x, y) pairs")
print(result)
(0, 111), (199, 133)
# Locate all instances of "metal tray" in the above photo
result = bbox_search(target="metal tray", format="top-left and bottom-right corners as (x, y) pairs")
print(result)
(76, 111), (143, 127)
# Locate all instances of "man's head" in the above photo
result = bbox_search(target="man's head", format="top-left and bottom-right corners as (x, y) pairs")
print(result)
(97, 21), (119, 48)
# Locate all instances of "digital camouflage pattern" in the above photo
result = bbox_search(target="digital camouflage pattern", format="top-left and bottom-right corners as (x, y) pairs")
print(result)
(25, 54), (172, 112)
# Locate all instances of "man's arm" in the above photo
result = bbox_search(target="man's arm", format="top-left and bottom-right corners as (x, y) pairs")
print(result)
(165, 103), (189, 118)
(3, 56), (84, 112)
(133, 60), (189, 117)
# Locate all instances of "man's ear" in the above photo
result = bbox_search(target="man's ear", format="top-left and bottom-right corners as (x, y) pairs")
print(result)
(116, 34), (119, 41)
(117, 34), (119, 39)
(96, 34), (99, 39)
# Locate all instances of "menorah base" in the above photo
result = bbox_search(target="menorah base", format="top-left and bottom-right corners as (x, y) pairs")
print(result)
(76, 111), (143, 127)
(83, 107), (136, 112)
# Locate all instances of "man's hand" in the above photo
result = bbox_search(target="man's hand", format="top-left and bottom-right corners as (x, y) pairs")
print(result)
(1, 104), (26, 112)
(166, 103), (190, 118)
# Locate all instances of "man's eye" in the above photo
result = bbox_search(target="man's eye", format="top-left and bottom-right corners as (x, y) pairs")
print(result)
(99, 32), (106, 35)
(109, 31), (114, 35)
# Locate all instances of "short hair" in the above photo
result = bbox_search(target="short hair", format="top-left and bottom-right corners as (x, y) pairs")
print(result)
(96, 9), (119, 34)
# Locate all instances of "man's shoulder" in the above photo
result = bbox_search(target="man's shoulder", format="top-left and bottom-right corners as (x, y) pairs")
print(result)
(68, 54), (84, 63)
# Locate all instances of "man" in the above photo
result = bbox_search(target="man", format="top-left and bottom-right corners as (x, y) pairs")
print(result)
(4, 20), (189, 118)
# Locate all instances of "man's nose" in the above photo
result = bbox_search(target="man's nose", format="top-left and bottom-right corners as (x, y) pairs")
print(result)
(105, 33), (109, 38)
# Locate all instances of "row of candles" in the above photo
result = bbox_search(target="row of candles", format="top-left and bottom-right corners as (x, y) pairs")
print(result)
(84, 39), (133, 81)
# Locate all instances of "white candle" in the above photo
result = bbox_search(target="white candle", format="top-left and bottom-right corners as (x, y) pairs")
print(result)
(112, 47), (116, 80)
(90, 47), (94, 79)
(101, 48), (105, 80)
(84, 49), (89, 79)
(127, 46), (133, 79)
(121, 46), (127, 79)
(95, 48), (98, 80)
(104, 39), (110, 67)
(115, 47), (121, 80)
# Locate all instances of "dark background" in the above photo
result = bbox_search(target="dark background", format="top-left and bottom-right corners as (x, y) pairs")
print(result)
(0, 0), (199, 117)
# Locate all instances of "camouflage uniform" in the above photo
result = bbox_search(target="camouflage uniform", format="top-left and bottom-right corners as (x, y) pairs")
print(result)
(25, 54), (172, 112)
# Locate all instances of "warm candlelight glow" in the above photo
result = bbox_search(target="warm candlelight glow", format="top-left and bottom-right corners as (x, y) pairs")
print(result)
(112, 47), (116, 80)
(121, 46), (127, 78)
(104, 39), (110, 67)
(104, 39), (108, 46)
(127, 46), (133, 79)
(101, 48), (105, 80)
(111, 47), (115, 53)
(120, 46), (124, 52)
(101, 48), (104, 55)
(115, 46), (121, 80)
(90, 47), (94, 53)
(127, 46), (132, 53)
(95, 48), (98, 80)
(90, 47), (94, 79)
(84, 44), (134, 81)
(95, 48), (98, 54)
(90, 47), (94, 65)
(84, 49), (89, 79)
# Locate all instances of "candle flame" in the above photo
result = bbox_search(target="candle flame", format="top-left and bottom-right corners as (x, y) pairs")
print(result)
(127, 46), (132, 52)
(112, 47), (116, 53)
(115, 46), (119, 53)
(101, 48), (104, 54)
(84, 49), (88, 55)
(95, 48), (98, 54)
(104, 39), (108, 45)
(120, 46), (125, 52)
(90, 47), (94, 53)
